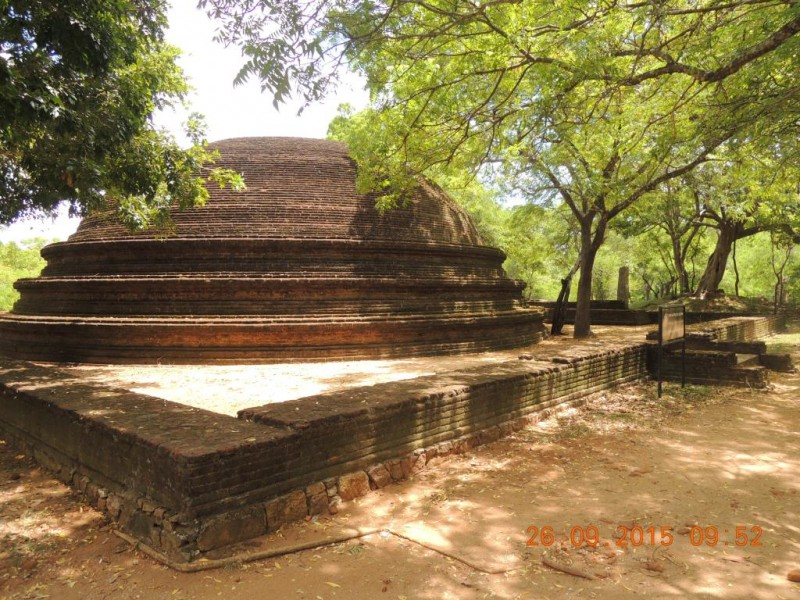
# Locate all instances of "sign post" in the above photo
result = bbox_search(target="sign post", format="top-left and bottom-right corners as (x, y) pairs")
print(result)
(657, 305), (686, 398)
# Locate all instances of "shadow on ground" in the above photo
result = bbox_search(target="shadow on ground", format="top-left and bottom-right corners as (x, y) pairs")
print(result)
(1, 333), (798, 600)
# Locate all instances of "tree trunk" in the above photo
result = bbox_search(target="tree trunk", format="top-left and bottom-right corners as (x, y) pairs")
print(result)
(771, 240), (793, 311)
(672, 237), (690, 295)
(573, 219), (603, 338)
(774, 277), (783, 311)
(732, 238), (740, 297)
(695, 223), (739, 298)
(551, 275), (573, 336)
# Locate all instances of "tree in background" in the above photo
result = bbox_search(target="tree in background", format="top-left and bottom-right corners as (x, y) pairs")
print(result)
(617, 179), (707, 296)
(690, 143), (800, 298)
(769, 231), (795, 310)
(204, 0), (800, 336)
(506, 203), (579, 302)
(0, 239), (47, 310)
(1, 0), (242, 228)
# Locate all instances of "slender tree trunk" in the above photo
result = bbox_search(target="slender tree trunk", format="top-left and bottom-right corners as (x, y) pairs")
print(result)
(695, 223), (739, 298)
(732, 238), (740, 297)
(551, 259), (580, 336)
(573, 218), (604, 338)
(551, 276), (572, 336)
(573, 255), (595, 337)
(671, 237), (690, 295)
(770, 236), (793, 312)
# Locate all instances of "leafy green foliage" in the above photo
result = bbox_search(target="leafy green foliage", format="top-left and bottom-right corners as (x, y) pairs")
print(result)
(0, 239), (48, 310)
(0, 0), (244, 228)
(209, 0), (800, 313)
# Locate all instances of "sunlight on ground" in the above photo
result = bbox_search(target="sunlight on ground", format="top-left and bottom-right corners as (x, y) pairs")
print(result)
(58, 325), (653, 415)
(58, 347), (540, 415)
(2, 340), (799, 598)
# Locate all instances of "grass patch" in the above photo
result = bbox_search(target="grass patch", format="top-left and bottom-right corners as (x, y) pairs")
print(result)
(765, 331), (800, 355)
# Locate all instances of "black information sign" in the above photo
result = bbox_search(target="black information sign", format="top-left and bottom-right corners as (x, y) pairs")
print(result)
(657, 305), (686, 398)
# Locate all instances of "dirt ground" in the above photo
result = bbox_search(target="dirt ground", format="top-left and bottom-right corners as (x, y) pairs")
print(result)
(1, 336), (799, 599)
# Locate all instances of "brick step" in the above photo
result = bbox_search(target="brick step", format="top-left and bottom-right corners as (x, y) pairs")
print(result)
(759, 353), (794, 372)
(40, 238), (506, 278)
(656, 367), (768, 388)
(648, 346), (769, 388)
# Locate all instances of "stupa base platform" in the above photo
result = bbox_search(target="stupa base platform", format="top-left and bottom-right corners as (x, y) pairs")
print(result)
(0, 340), (649, 563)
(0, 311), (546, 364)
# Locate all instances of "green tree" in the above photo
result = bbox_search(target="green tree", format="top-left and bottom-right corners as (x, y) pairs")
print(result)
(325, 41), (729, 337)
(206, 0), (800, 335)
(617, 179), (708, 296)
(505, 203), (579, 301)
(0, 239), (47, 310)
(1, 0), (242, 228)
(689, 144), (800, 298)
(769, 232), (795, 309)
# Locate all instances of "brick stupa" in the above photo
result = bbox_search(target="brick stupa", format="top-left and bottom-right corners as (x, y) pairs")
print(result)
(0, 137), (546, 363)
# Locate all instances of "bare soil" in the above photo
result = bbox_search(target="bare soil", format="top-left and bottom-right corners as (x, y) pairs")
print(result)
(2, 336), (799, 600)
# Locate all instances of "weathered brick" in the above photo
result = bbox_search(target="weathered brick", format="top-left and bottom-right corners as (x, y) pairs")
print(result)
(119, 508), (155, 544)
(197, 506), (267, 552)
(337, 472), (370, 501)
(106, 495), (123, 519)
(266, 490), (307, 531)
(305, 482), (325, 498)
(410, 451), (426, 474)
(366, 464), (392, 489)
(307, 491), (328, 515)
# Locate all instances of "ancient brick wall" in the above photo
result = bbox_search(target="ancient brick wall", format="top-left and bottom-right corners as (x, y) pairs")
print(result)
(0, 314), (785, 561)
(0, 342), (648, 561)
(647, 315), (785, 388)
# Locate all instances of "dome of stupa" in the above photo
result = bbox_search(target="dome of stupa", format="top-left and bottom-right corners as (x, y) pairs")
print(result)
(0, 137), (545, 363)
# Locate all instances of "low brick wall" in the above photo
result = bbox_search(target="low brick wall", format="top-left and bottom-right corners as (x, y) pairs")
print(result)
(649, 350), (769, 388)
(240, 343), (649, 483)
(0, 315), (784, 562)
(646, 315), (785, 387)
(684, 314), (786, 343)
(530, 301), (652, 326)
(0, 341), (649, 562)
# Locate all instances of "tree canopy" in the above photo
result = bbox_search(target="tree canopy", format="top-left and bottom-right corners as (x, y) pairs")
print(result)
(205, 0), (800, 334)
(1, 0), (242, 228)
